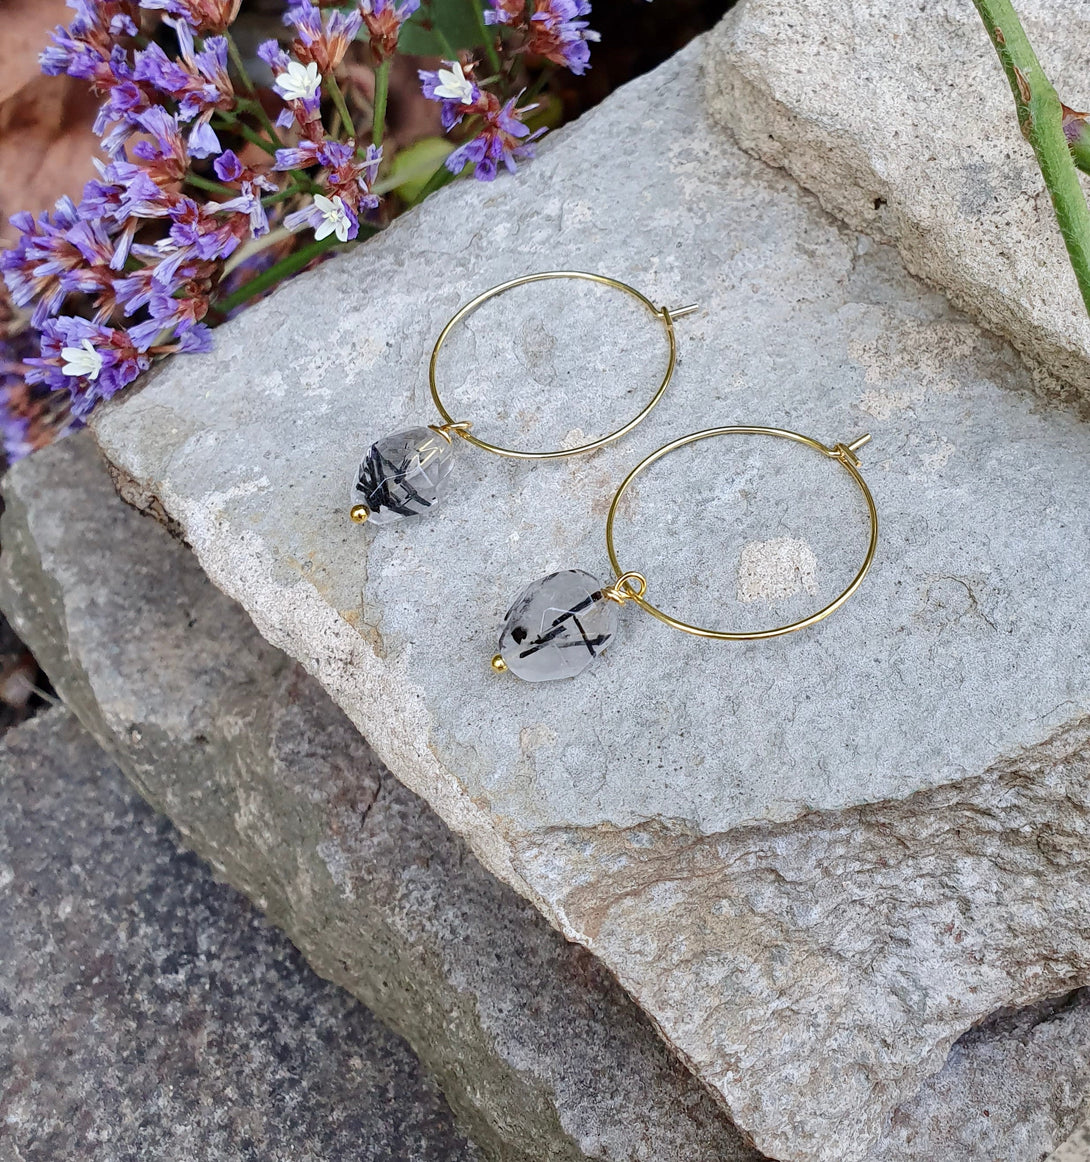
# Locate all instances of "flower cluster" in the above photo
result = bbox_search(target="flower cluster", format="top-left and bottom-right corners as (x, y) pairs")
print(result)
(2, 0), (623, 453)
(484, 0), (599, 76)
(419, 60), (543, 180)
(421, 0), (606, 179)
(420, 61), (543, 181)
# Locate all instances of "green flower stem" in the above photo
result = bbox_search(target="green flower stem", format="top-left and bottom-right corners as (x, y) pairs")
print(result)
(972, 0), (1090, 316)
(372, 58), (391, 148)
(221, 224), (294, 278)
(216, 234), (341, 313)
(409, 160), (458, 206)
(223, 31), (283, 150)
(236, 96), (284, 154)
(184, 172), (238, 197)
(324, 75), (357, 141)
(215, 110), (278, 157)
(260, 182), (314, 207)
(225, 30), (257, 95)
(472, 0), (501, 72)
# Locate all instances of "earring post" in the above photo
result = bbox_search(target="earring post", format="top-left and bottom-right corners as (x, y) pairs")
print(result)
(666, 303), (700, 319)
(847, 434), (872, 452)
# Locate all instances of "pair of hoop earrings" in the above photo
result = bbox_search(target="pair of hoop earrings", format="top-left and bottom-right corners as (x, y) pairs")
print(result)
(349, 272), (879, 683)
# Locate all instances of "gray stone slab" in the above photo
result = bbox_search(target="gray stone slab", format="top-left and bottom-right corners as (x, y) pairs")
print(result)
(85, 37), (1090, 1162)
(6, 432), (1090, 1162)
(871, 995), (1090, 1162)
(0, 430), (761, 1162)
(704, 0), (1090, 401)
(0, 709), (479, 1162)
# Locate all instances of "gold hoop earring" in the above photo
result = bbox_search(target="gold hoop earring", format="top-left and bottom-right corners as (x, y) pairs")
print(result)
(491, 426), (879, 682)
(349, 271), (698, 526)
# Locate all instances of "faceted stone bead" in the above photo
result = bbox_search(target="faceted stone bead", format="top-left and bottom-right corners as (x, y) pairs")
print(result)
(353, 427), (455, 525)
(498, 569), (619, 682)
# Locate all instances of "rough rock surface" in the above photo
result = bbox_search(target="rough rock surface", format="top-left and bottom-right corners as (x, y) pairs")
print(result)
(6, 432), (1090, 1161)
(0, 709), (479, 1162)
(1053, 1120), (1090, 1161)
(869, 994), (1090, 1162)
(0, 430), (761, 1162)
(86, 38), (1090, 1162)
(703, 0), (1090, 401)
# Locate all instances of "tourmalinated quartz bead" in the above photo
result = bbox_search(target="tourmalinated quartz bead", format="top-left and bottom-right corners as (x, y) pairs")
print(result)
(497, 569), (619, 682)
(352, 427), (455, 525)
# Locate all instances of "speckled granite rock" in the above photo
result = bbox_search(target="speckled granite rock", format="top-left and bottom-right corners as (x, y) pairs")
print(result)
(0, 430), (761, 1162)
(6, 433), (1090, 1161)
(0, 709), (478, 1162)
(704, 0), (1090, 401)
(84, 37), (1090, 1162)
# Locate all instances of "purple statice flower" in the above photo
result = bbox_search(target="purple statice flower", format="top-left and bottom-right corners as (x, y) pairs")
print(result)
(275, 139), (381, 217)
(187, 119), (221, 158)
(130, 106), (190, 183)
(126, 316), (214, 354)
(157, 196), (248, 273)
(173, 323), (214, 354)
(483, 0), (524, 26)
(26, 316), (152, 418)
(134, 20), (233, 155)
(419, 61), (479, 130)
(359, 0), (420, 61)
(283, 0), (361, 72)
(213, 149), (245, 182)
(129, 287), (211, 343)
(527, 0), (599, 75)
(212, 148), (276, 237)
(112, 264), (161, 315)
(86, 159), (179, 271)
(0, 385), (36, 463)
(138, 0), (242, 34)
(40, 0), (139, 87)
(273, 138), (328, 172)
(257, 39), (291, 74)
(1, 198), (83, 327)
(284, 194), (358, 243)
(0, 330), (72, 463)
(93, 56), (156, 156)
(216, 183), (271, 237)
(361, 142), (382, 190)
(445, 95), (544, 181)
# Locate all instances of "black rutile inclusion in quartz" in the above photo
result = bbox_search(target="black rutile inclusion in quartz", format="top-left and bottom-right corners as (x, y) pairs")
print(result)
(353, 427), (455, 524)
(498, 569), (619, 681)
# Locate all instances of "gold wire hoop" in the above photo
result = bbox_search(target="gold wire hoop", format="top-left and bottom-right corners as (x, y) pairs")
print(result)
(428, 271), (698, 460)
(604, 426), (879, 640)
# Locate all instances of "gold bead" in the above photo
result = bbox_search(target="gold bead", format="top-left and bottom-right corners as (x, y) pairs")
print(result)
(491, 654), (508, 673)
(350, 504), (370, 524)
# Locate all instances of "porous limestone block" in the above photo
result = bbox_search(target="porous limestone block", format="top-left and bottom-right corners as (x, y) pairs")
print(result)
(86, 38), (1090, 1162)
(704, 0), (1090, 400)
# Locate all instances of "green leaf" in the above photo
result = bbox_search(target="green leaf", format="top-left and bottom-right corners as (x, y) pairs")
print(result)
(397, 0), (487, 56)
(378, 136), (454, 200)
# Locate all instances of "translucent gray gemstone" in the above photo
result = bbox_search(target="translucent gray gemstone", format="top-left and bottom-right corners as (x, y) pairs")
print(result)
(353, 427), (455, 525)
(498, 569), (619, 682)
